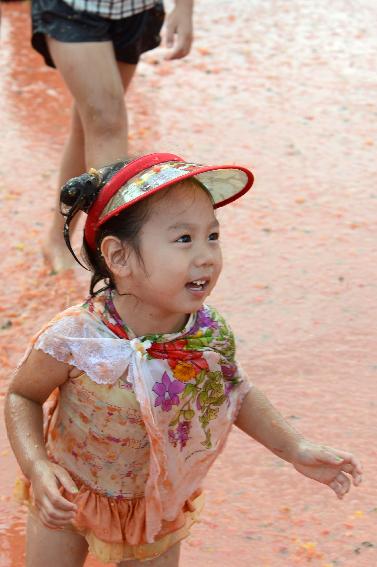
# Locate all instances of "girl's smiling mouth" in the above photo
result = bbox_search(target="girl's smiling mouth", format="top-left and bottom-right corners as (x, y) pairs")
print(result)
(185, 279), (210, 293)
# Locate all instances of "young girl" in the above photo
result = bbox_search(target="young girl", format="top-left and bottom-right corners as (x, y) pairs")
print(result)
(5, 153), (362, 567)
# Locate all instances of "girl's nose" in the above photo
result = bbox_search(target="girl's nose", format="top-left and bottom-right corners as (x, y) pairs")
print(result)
(193, 245), (216, 267)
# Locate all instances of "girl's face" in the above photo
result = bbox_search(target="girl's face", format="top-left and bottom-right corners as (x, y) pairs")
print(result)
(122, 180), (223, 324)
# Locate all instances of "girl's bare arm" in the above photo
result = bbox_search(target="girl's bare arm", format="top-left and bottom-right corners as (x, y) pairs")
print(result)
(235, 386), (362, 498)
(5, 348), (69, 476)
(235, 386), (303, 462)
(5, 348), (79, 527)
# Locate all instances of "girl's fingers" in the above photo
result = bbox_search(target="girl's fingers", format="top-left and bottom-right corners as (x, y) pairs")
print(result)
(333, 455), (363, 486)
(316, 448), (362, 481)
(45, 487), (77, 512)
(327, 449), (362, 472)
(314, 446), (347, 466)
(34, 465), (78, 521)
(329, 479), (343, 498)
(42, 501), (76, 522)
(341, 463), (356, 473)
(352, 472), (363, 486)
(337, 472), (350, 496)
(330, 478), (346, 499)
(330, 472), (350, 499)
(53, 465), (79, 496)
(42, 477), (78, 513)
(38, 508), (73, 530)
(340, 463), (363, 485)
(337, 452), (363, 474)
(39, 509), (75, 527)
(40, 515), (64, 529)
(38, 496), (76, 521)
(323, 453), (343, 465)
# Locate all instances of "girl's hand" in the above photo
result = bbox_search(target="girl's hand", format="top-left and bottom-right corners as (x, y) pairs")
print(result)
(164, 0), (194, 60)
(30, 460), (79, 529)
(292, 440), (362, 499)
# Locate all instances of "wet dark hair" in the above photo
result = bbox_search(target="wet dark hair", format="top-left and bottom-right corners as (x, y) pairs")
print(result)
(60, 160), (214, 296)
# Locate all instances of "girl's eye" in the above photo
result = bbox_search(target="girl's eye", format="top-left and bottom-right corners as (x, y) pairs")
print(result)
(209, 232), (219, 241)
(176, 234), (192, 243)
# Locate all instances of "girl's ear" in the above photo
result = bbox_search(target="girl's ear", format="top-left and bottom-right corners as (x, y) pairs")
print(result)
(100, 236), (132, 278)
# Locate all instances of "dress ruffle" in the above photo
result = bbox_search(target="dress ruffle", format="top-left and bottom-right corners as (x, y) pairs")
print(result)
(16, 474), (203, 563)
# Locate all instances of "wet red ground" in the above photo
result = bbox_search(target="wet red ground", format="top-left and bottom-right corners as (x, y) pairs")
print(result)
(0, 1), (376, 565)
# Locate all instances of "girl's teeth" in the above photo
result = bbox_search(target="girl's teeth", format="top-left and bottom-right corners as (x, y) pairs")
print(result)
(193, 280), (205, 285)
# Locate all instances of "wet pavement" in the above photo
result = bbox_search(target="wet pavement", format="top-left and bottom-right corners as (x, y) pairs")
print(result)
(0, 1), (376, 565)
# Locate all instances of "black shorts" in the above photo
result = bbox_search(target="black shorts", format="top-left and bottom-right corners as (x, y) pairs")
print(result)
(31, 0), (165, 68)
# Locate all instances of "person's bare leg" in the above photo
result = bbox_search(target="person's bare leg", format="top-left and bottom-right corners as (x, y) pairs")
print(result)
(47, 40), (137, 167)
(117, 542), (181, 567)
(43, 104), (86, 271)
(45, 38), (137, 271)
(26, 511), (88, 567)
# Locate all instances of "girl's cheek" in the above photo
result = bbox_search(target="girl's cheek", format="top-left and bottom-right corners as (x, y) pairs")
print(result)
(217, 248), (223, 270)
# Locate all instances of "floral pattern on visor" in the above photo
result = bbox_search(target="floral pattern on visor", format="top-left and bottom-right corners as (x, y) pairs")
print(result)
(99, 161), (250, 220)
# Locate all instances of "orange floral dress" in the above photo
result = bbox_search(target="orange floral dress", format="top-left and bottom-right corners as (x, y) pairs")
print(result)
(20, 290), (250, 563)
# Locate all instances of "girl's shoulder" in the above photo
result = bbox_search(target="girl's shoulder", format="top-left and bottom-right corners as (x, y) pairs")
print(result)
(34, 291), (112, 338)
(30, 294), (127, 385)
(34, 297), (105, 340)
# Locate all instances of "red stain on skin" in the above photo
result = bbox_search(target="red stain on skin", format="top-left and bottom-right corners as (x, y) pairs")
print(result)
(0, 1), (376, 566)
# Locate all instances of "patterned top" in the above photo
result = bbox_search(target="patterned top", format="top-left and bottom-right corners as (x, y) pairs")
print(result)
(33, 290), (250, 543)
(61, 0), (160, 21)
